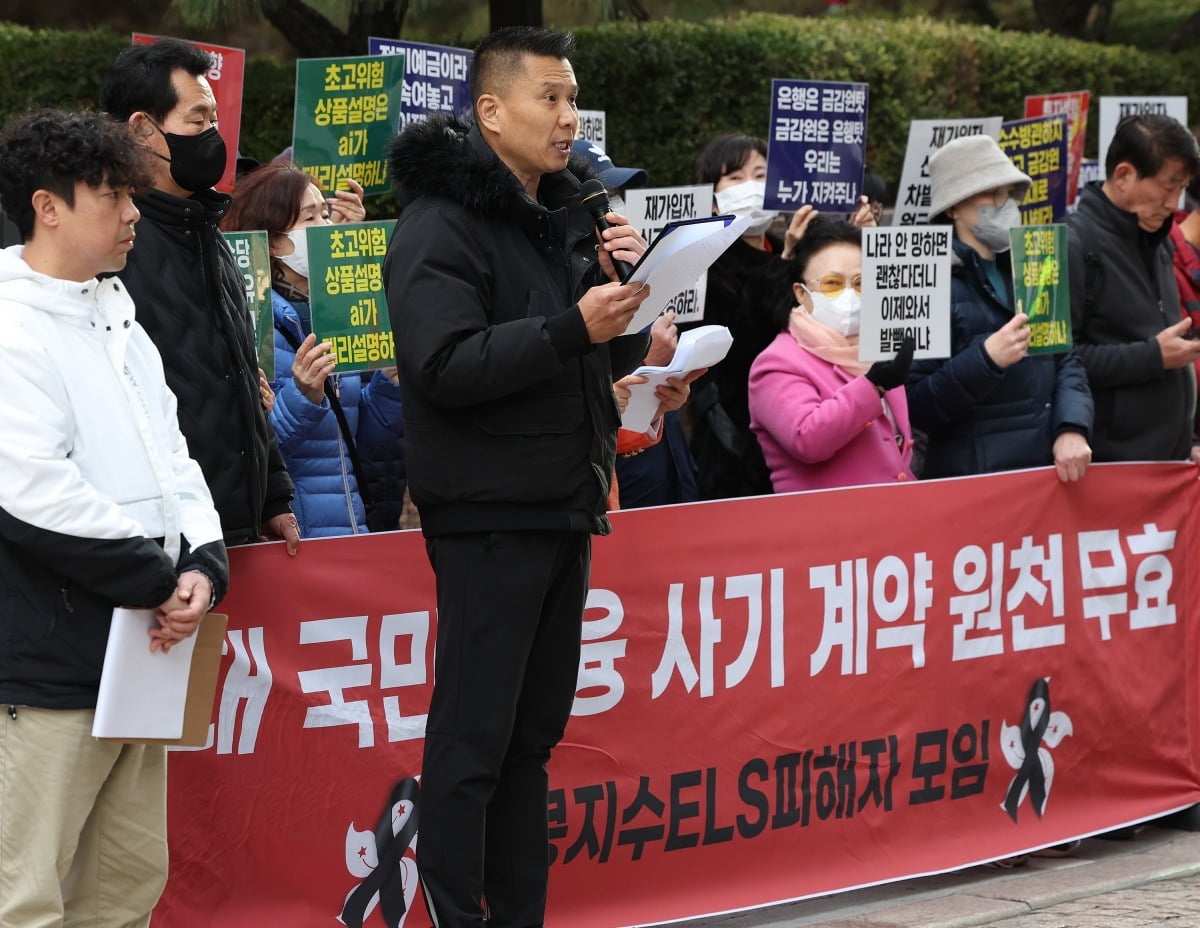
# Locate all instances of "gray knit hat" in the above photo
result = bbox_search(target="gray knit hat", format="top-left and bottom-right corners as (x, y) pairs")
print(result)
(928, 134), (1032, 220)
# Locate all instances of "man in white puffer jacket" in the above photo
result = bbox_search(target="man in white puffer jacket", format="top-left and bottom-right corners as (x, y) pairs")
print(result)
(0, 109), (229, 928)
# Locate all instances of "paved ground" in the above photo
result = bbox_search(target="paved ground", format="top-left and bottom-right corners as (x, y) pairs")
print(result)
(657, 823), (1200, 928)
(976, 873), (1200, 927)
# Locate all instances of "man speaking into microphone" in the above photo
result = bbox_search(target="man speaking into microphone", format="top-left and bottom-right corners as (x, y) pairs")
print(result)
(384, 26), (651, 928)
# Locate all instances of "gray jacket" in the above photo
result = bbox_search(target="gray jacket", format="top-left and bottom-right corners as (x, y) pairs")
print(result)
(1067, 182), (1195, 461)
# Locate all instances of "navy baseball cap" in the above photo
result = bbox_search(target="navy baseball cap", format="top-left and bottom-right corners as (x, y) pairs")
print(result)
(571, 139), (648, 190)
(235, 151), (260, 178)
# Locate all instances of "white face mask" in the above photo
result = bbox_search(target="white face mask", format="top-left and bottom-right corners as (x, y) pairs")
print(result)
(806, 286), (862, 337)
(278, 228), (309, 279)
(968, 200), (1022, 253)
(607, 192), (627, 217)
(714, 180), (777, 236)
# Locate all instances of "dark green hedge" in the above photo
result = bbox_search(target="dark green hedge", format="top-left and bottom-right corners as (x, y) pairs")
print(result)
(2, 14), (1197, 197)
(568, 14), (1200, 190)
(0, 23), (299, 166)
(0, 25), (127, 119)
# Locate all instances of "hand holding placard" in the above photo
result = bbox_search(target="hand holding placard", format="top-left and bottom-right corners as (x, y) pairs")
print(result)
(865, 336), (916, 392)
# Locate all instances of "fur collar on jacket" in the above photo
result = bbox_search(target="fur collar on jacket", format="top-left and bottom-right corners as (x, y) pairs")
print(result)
(387, 115), (599, 218)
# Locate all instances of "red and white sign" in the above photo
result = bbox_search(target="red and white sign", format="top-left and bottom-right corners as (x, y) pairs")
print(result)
(154, 462), (1200, 927)
(132, 34), (246, 194)
(1025, 91), (1090, 207)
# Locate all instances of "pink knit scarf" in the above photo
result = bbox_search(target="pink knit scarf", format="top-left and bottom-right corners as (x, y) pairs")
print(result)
(786, 306), (870, 376)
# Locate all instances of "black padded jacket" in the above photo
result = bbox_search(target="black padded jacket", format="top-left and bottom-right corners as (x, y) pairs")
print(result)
(117, 188), (294, 544)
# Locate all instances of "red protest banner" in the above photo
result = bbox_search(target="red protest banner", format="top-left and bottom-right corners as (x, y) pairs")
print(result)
(132, 34), (246, 194)
(1025, 91), (1091, 208)
(154, 462), (1200, 928)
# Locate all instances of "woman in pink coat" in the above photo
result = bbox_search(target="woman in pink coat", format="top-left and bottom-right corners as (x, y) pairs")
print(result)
(748, 219), (916, 492)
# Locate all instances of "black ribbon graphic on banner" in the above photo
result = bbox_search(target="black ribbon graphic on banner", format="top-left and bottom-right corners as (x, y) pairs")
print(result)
(340, 776), (421, 928)
(1003, 678), (1050, 823)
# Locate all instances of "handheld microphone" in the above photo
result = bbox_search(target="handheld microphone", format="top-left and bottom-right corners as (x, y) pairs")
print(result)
(580, 178), (636, 282)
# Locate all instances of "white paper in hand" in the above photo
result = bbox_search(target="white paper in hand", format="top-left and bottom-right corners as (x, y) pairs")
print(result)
(621, 215), (752, 335)
(92, 607), (198, 740)
(620, 325), (733, 433)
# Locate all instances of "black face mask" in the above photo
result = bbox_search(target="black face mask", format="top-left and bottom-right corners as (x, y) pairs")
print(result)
(151, 122), (227, 193)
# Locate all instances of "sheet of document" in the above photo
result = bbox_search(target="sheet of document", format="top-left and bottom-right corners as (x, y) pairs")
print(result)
(621, 214), (752, 335)
(92, 607), (198, 740)
(620, 325), (733, 433)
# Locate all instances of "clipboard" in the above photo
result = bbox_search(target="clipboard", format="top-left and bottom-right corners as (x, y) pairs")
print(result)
(93, 611), (228, 747)
(619, 213), (752, 334)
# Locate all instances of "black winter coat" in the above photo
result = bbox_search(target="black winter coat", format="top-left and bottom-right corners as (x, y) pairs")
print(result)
(117, 189), (294, 544)
(907, 237), (1093, 478)
(682, 237), (785, 500)
(384, 118), (648, 536)
(1068, 183), (1195, 461)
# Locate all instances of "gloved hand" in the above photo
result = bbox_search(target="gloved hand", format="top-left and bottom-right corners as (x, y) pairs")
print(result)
(865, 336), (916, 392)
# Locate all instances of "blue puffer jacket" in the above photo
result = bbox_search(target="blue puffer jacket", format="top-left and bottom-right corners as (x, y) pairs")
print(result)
(269, 290), (404, 536)
(906, 237), (1093, 478)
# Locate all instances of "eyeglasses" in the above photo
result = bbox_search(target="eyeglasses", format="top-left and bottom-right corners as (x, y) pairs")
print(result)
(805, 272), (862, 296)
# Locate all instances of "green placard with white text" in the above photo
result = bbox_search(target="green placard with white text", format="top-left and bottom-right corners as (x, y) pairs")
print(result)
(1010, 223), (1072, 355)
(292, 55), (404, 196)
(223, 230), (274, 381)
(308, 220), (396, 374)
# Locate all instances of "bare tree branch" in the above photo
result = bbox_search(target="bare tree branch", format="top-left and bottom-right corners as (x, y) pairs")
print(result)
(1166, 9), (1200, 52)
(258, 0), (354, 56)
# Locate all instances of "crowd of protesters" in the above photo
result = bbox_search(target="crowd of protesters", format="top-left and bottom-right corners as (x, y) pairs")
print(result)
(688, 117), (1200, 498)
(0, 62), (1196, 520)
(0, 25), (1199, 928)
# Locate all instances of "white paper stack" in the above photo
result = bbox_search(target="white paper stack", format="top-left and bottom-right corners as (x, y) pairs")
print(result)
(620, 324), (733, 433)
(92, 607), (199, 740)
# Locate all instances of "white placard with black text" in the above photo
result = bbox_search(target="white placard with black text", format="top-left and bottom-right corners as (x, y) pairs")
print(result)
(622, 184), (714, 325)
(895, 117), (1003, 226)
(1097, 96), (1188, 176)
(576, 109), (607, 148)
(859, 226), (952, 362)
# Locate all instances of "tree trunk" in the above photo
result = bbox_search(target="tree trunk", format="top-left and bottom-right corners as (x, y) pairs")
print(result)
(347, 0), (410, 47)
(614, 0), (650, 20)
(964, 0), (998, 27)
(930, 0), (998, 26)
(1090, 0), (1115, 41)
(1033, 0), (1097, 38)
(257, 0), (410, 56)
(489, 0), (542, 31)
(259, 0), (355, 56)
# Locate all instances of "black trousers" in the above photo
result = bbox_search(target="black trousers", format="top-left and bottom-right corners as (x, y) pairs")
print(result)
(419, 529), (590, 928)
